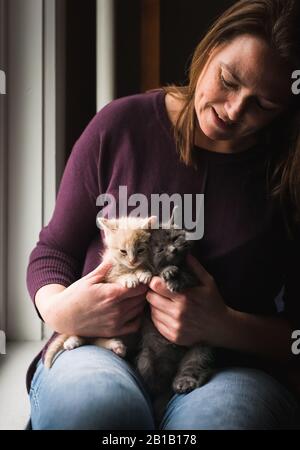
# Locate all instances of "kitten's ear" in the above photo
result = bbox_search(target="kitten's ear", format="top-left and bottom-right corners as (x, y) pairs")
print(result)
(97, 217), (118, 233)
(168, 205), (181, 228)
(141, 216), (157, 230)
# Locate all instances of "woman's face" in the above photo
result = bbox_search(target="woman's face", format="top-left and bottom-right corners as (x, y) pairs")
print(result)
(194, 34), (293, 151)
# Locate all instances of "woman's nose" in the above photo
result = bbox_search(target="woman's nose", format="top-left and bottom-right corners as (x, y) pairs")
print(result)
(225, 93), (247, 122)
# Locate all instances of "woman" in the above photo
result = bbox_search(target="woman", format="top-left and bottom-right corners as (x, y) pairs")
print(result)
(26, 0), (300, 429)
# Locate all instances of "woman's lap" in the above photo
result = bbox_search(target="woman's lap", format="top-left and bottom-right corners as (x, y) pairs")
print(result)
(29, 345), (300, 430)
(30, 345), (155, 430)
(161, 367), (300, 430)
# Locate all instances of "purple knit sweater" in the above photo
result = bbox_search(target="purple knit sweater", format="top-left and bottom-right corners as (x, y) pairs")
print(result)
(26, 89), (300, 392)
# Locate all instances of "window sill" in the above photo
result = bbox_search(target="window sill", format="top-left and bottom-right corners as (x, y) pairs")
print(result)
(0, 340), (46, 430)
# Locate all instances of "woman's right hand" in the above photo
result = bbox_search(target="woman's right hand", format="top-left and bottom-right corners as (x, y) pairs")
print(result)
(39, 262), (148, 337)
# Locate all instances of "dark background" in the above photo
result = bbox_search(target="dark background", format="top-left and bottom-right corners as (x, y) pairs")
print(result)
(64, 0), (236, 158)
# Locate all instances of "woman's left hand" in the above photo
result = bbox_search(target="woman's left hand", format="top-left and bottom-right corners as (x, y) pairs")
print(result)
(147, 254), (230, 347)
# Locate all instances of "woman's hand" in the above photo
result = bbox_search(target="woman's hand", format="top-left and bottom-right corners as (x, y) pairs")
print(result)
(147, 255), (295, 363)
(147, 254), (230, 347)
(43, 261), (148, 337)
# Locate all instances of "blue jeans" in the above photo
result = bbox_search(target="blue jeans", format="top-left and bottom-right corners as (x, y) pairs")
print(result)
(29, 345), (300, 430)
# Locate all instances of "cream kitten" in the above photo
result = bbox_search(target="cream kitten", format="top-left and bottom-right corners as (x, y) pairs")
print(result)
(44, 215), (156, 369)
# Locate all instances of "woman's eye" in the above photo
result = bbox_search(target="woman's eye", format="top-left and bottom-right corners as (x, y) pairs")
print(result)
(220, 74), (237, 90)
(256, 101), (276, 112)
(120, 249), (127, 255)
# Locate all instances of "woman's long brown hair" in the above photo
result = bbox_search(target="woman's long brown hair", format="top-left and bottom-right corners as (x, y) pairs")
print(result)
(162, 0), (300, 238)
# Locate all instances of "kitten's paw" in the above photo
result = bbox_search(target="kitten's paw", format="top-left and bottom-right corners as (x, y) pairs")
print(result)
(64, 336), (84, 351)
(136, 270), (152, 284)
(119, 274), (139, 288)
(160, 266), (179, 281)
(166, 279), (182, 292)
(172, 376), (201, 394)
(108, 340), (127, 358)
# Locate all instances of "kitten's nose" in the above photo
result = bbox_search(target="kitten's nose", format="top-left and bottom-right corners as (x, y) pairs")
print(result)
(129, 259), (136, 266)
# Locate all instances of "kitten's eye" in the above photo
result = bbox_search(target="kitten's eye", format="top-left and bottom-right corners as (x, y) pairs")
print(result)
(172, 237), (178, 243)
(137, 248), (145, 254)
(120, 249), (127, 255)
(158, 248), (164, 253)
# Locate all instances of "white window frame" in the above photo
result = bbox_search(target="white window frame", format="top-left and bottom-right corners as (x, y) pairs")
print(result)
(5, 0), (65, 341)
(2, 0), (114, 341)
(42, 0), (66, 339)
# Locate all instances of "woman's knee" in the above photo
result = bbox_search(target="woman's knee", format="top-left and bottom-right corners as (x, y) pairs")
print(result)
(30, 346), (155, 430)
(161, 367), (300, 430)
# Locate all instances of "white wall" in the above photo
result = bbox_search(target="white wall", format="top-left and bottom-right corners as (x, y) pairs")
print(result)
(7, 0), (44, 340)
(4, 0), (113, 340)
(6, 0), (65, 341)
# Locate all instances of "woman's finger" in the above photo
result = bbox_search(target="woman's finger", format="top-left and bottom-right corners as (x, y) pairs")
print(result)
(117, 283), (148, 301)
(149, 276), (179, 299)
(146, 291), (173, 313)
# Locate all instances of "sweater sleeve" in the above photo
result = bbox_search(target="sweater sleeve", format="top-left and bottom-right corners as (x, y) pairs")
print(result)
(26, 112), (102, 308)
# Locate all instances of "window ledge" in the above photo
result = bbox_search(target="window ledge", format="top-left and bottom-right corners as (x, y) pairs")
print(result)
(0, 340), (46, 430)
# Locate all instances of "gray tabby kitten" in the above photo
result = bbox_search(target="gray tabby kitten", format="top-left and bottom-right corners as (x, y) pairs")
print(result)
(136, 218), (214, 423)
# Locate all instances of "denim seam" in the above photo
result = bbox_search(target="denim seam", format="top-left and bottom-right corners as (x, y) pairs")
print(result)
(29, 386), (40, 414)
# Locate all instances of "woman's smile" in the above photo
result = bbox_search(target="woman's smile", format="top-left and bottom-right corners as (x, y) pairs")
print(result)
(210, 106), (236, 132)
